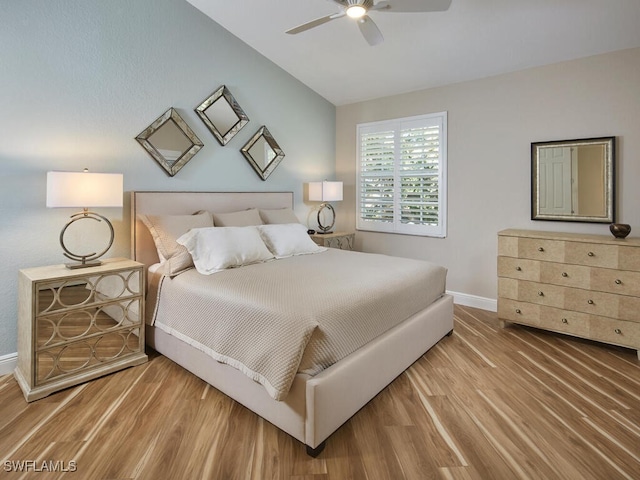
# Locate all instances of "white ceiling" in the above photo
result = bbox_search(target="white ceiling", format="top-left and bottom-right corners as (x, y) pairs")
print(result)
(186, 0), (640, 106)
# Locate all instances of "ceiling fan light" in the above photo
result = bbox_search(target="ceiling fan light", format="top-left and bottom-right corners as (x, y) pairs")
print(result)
(346, 5), (367, 18)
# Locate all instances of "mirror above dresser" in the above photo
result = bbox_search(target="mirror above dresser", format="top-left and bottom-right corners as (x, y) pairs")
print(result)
(531, 137), (615, 223)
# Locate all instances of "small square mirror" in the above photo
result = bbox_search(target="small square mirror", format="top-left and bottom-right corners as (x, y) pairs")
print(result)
(135, 108), (203, 177)
(195, 85), (249, 146)
(241, 126), (285, 181)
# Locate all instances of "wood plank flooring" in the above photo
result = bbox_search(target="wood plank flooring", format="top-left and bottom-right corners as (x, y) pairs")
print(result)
(1, 305), (639, 479)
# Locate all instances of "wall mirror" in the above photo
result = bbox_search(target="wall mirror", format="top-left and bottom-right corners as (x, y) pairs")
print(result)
(195, 85), (249, 146)
(241, 126), (285, 181)
(532, 136), (615, 223)
(135, 108), (203, 177)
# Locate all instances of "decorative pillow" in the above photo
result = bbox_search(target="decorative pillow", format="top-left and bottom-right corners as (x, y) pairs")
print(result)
(211, 208), (264, 227)
(177, 226), (274, 275)
(259, 207), (300, 225)
(258, 223), (326, 259)
(138, 211), (213, 275)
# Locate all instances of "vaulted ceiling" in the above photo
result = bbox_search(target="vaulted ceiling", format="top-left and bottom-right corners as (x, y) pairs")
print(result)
(186, 0), (640, 105)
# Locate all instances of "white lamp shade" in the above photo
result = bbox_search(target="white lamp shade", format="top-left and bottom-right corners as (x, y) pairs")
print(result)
(308, 181), (343, 202)
(46, 171), (123, 208)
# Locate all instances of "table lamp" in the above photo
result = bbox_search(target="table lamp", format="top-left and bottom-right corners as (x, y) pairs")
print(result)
(308, 181), (343, 234)
(46, 169), (123, 269)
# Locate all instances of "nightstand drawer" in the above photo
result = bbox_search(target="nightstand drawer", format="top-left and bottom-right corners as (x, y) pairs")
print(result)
(310, 232), (354, 250)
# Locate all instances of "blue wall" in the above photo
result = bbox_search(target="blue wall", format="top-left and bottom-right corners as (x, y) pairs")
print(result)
(0, 0), (336, 357)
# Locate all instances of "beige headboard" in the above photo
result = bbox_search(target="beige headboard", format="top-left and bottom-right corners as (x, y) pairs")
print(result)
(131, 191), (294, 269)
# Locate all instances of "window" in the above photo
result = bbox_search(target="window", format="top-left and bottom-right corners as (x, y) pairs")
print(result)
(356, 112), (447, 237)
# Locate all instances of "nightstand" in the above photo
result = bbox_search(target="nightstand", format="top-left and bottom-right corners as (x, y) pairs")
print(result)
(14, 258), (147, 402)
(310, 231), (355, 250)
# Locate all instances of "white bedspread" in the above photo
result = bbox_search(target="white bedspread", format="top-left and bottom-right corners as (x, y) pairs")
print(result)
(147, 248), (446, 400)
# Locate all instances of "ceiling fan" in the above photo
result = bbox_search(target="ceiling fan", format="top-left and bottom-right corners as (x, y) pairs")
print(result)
(286, 0), (452, 46)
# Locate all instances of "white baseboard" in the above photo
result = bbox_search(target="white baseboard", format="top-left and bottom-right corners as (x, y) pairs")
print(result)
(0, 352), (17, 376)
(447, 290), (497, 312)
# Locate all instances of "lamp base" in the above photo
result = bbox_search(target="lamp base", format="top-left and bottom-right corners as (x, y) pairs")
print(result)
(317, 203), (336, 234)
(59, 210), (114, 269)
(314, 231), (334, 235)
(64, 260), (103, 270)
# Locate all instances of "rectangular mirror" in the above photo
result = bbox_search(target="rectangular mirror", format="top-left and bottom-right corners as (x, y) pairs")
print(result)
(531, 137), (615, 223)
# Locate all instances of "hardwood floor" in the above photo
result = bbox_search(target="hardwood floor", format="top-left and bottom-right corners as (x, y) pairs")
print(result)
(1, 305), (639, 479)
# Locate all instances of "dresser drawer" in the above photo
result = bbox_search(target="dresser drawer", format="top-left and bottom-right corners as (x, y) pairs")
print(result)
(498, 257), (541, 281)
(539, 306), (590, 338)
(518, 238), (565, 262)
(589, 317), (640, 349)
(619, 245), (640, 272)
(564, 241), (618, 268)
(499, 278), (565, 309)
(498, 299), (540, 326)
(591, 268), (640, 297)
(540, 262), (590, 289)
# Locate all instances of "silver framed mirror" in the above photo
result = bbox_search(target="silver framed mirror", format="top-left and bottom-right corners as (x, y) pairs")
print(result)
(241, 126), (285, 181)
(135, 108), (203, 177)
(532, 137), (615, 223)
(195, 85), (249, 146)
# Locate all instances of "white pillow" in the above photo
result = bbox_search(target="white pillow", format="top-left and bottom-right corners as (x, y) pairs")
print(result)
(258, 223), (327, 259)
(177, 226), (274, 275)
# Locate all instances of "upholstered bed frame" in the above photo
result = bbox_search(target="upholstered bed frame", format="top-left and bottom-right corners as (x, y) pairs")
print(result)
(131, 191), (454, 456)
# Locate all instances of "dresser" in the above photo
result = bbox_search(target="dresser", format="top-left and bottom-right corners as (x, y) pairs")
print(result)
(15, 258), (148, 401)
(498, 229), (640, 359)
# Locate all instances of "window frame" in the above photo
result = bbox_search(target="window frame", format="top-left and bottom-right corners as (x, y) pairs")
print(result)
(356, 111), (448, 238)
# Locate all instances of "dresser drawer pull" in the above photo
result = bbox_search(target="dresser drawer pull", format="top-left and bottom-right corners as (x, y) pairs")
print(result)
(538, 291), (544, 296)
(561, 318), (568, 324)
(587, 252), (595, 257)
(515, 309), (521, 314)
(615, 279), (622, 285)
(538, 247), (544, 252)
(587, 299), (594, 305)
(515, 266), (522, 271)
(562, 272), (568, 277)
(615, 328), (622, 335)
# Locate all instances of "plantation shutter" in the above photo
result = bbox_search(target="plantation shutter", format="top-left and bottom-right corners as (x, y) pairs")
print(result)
(356, 112), (447, 237)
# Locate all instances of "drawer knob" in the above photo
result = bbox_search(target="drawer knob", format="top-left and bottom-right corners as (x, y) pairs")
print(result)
(615, 328), (622, 335)
(515, 308), (521, 314)
(515, 266), (522, 271)
(538, 247), (544, 252)
(538, 291), (544, 296)
(561, 318), (568, 324)
(587, 252), (595, 257)
(615, 279), (622, 285)
(587, 299), (594, 305)
(562, 272), (568, 277)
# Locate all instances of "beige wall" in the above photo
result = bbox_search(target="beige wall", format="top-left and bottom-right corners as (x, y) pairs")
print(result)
(336, 47), (640, 305)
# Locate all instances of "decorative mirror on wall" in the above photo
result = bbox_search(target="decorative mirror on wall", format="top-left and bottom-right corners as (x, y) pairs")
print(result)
(241, 126), (285, 181)
(532, 136), (615, 223)
(195, 85), (249, 146)
(135, 108), (203, 177)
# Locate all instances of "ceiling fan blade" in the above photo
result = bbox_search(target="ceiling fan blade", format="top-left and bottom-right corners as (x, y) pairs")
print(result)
(286, 12), (345, 35)
(357, 15), (384, 46)
(376, 0), (452, 13)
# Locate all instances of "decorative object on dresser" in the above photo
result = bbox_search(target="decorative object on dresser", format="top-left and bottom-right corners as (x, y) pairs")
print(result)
(14, 258), (147, 402)
(46, 169), (123, 269)
(610, 223), (631, 239)
(135, 107), (203, 177)
(531, 137), (615, 223)
(240, 126), (285, 180)
(310, 231), (354, 250)
(308, 180), (343, 233)
(498, 229), (640, 359)
(195, 85), (249, 146)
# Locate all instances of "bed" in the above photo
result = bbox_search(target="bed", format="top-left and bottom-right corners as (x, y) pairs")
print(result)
(131, 191), (454, 456)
